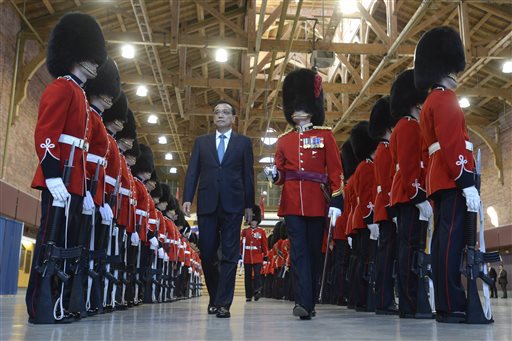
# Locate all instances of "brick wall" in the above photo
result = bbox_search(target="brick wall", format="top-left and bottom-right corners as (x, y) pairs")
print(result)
(471, 113), (512, 229)
(0, 2), (52, 198)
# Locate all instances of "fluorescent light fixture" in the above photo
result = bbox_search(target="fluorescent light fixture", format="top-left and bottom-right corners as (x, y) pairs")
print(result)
(121, 44), (135, 59)
(261, 137), (278, 146)
(259, 156), (274, 164)
(262, 191), (268, 196)
(487, 206), (499, 227)
(503, 60), (512, 73)
(266, 128), (276, 133)
(165, 153), (173, 160)
(169, 167), (178, 174)
(459, 97), (470, 108)
(147, 114), (158, 124)
(158, 136), (167, 144)
(215, 48), (228, 63)
(339, 0), (358, 14)
(136, 85), (148, 97)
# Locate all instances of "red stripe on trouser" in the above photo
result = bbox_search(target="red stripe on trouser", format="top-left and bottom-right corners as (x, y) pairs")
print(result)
(405, 219), (413, 306)
(31, 198), (53, 316)
(445, 192), (458, 312)
(381, 242), (389, 307)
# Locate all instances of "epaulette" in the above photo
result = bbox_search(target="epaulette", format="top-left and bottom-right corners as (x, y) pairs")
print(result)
(278, 128), (294, 138)
(313, 126), (332, 130)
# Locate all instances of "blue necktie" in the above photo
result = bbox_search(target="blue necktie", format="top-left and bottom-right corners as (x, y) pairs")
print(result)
(218, 134), (226, 162)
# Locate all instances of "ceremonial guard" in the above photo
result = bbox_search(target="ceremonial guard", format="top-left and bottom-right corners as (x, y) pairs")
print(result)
(240, 205), (268, 302)
(368, 96), (398, 314)
(348, 121), (379, 311)
(415, 27), (480, 323)
(27, 12), (106, 324)
(265, 68), (343, 320)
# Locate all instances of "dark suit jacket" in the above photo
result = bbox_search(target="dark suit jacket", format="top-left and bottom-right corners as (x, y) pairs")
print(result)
(498, 269), (507, 285)
(183, 131), (255, 215)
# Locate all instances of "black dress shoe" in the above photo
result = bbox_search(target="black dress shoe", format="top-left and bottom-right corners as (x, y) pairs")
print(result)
(311, 309), (316, 317)
(435, 311), (466, 323)
(208, 305), (218, 314)
(292, 304), (309, 318)
(376, 304), (399, 315)
(216, 307), (231, 318)
(246, 298), (252, 302)
(254, 290), (262, 301)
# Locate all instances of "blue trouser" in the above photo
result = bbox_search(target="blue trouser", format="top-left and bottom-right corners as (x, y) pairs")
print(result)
(375, 219), (397, 310)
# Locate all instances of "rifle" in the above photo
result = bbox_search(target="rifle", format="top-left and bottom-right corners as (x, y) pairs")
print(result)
(318, 220), (334, 303)
(133, 214), (144, 304)
(68, 159), (102, 316)
(34, 145), (80, 324)
(85, 161), (103, 314)
(364, 239), (378, 312)
(103, 175), (121, 309)
(239, 237), (246, 276)
(460, 149), (500, 324)
(412, 218), (434, 318)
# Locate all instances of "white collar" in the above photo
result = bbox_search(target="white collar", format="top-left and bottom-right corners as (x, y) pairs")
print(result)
(216, 129), (232, 139)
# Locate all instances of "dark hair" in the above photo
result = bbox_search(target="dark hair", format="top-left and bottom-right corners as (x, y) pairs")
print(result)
(213, 100), (236, 115)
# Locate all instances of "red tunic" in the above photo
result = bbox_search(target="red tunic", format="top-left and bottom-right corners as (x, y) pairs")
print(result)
(104, 135), (121, 214)
(147, 199), (158, 233)
(32, 76), (91, 196)
(134, 178), (150, 242)
(344, 179), (356, 236)
(419, 88), (475, 196)
(241, 227), (268, 264)
(389, 116), (428, 206)
(274, 125), (343, 217)
(351, 160), (376, 230)
(85, 108), (109, 206)
(373, 141), (394, 223)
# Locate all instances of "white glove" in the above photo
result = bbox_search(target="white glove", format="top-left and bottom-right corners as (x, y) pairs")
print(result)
(368, 223), (380, 240)
(99, 203), (113, 224)
(45, 177), (70, 203)
(130, 232), (140, 246)
(158, 247), (165, 259)
(112, 226), (119, 237)
(415, 200), (433, 221)
(462, 186), (480, 213)
(82, 190), (95, 214)
(347, 237), (352, 248)
(188, 267), (193, 274)
(238, 259), (243, 268)
(328, 207), (342, 227)
(392, 217), (398, 226)
(263, 165), (278, 182)
(149, 236), (159, 250)
(163, 254), (169, 262)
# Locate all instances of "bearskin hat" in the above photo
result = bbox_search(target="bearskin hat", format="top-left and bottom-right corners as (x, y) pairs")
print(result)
(103, 92), (128, 124)
(167, 195), (180, 212)
(160, 184), (171, 204)
(124, 139), (140, 159)
(390, 69), (428, 119)
(414, 26), (465, 92)
(131, 144), (154, 175)
(282, 68), (325, 126)
(150, 182), (162, 199)
(116, 109), (137, 140)
(341, 140), (359, 181)
(350, 121), (379, 161)
(369, 96), (396, 139)
(85, 57), (121, 101)
(47, 12), (106, 78)
(149, 170), (158, 183)
(252, 205), (262, 224)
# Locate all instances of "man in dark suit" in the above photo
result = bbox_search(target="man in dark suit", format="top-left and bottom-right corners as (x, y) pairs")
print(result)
(488, 263), (498, 298)
(183, 100), (255, 318)
(498, 264), (508, 299)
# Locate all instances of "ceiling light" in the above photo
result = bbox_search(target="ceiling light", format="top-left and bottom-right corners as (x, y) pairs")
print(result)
(339, 0), (358, 14)
(136, 85), (148, 97)
(158, 136), (167, 144)
(215, 48), (228, 63)
(486, 206), (499, 227)
(259, 156), (274, 164)
(459, 97), (470, 108)
(261, 137), (278, 146)
(147, 114), (158, 124)
(169, 167), (178, 174)
(121, 44), (135, 59)
(165, 153), (173, 160)
(503, 60), (512, 73)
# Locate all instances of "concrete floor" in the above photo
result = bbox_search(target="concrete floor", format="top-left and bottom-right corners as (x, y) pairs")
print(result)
(1, 290), (511, 341)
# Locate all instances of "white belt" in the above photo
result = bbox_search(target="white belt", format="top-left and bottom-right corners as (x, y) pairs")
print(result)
(130, 198), (137, 205)
(120, 187), (131, 196)
(159, 233), (166, 239)
(377, 185), (382, 193)
(86, 153), (107, 167)
(165, 238), (171, 243)
(58, 134), (89, 151)
(245, 246), (258, 250)
(148, 218), (158, 225)
(428, 141), (473, 156)
(185, 251), (191, 255)
(136, 209), (148, 217)
(105, 175), (117, 187)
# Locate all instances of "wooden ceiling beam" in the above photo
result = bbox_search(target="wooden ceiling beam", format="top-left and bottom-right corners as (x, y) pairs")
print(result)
(192, 0), (247, 38)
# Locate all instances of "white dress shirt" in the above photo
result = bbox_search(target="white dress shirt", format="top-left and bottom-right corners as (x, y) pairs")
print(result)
(215, 129), (232, 152)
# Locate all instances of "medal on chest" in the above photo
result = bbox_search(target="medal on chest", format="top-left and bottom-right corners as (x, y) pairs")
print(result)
(303, 136), (324, 149)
